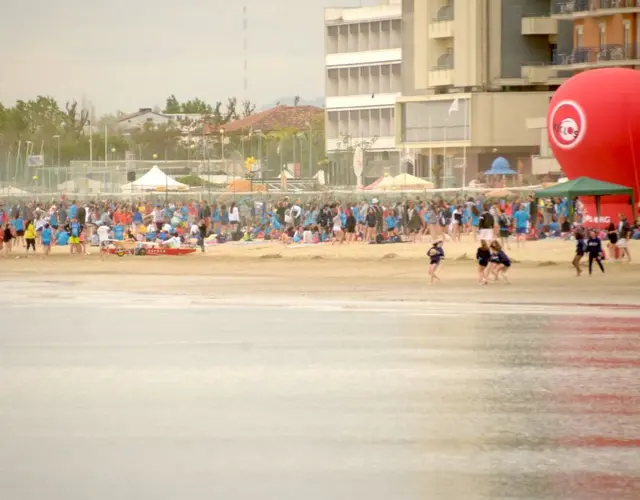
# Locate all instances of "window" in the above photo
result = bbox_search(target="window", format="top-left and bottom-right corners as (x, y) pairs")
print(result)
(598, 23), (606, 50)
(575, 25), (583, 48)
(623, 20), (631, 53)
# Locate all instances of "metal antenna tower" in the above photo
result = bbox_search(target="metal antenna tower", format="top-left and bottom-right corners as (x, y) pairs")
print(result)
(243, 5), (248, 93)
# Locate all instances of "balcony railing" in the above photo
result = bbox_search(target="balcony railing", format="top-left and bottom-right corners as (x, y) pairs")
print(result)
(553, 44), (640, 65)
(553, 0), (640, 15)
(432, 4), (454, 22)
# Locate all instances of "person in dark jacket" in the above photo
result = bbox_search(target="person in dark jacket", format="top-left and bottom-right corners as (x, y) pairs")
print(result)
(573, 231), (586, 276)
(476, 239), (491, 285)
(427, 240), (445, 285)
(490, 240), (511, 283)
(586, 229), (605, 275)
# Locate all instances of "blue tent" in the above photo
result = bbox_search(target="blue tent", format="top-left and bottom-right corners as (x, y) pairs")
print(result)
(485, 157), (517, 176)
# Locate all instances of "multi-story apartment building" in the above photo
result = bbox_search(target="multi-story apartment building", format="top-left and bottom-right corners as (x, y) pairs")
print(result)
(526, 0), (640, 176)
(396, 0), (575, 186)
(325, 0), (403, 183)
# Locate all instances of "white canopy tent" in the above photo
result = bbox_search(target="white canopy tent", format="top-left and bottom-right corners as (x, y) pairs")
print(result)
(0, 186), (29, 196)
(392, 173), (434, 189)
(366, 173), (434, 191)
(122, 165), (188, 192)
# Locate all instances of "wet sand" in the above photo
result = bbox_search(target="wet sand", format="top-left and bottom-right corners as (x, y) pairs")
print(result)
(1, 280), (639, 500)
(2, 238), (640, 499)
(1, 238), (639, 304)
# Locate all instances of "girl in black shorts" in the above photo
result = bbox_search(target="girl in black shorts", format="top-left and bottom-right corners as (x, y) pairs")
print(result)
(573, 231), (586, 276)
(476, 239), (491, 285)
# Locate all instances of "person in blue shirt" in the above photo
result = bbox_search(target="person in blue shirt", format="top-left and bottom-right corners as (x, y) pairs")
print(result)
(113, 223), (125, 241)
(49, 211), (58, 230)
(427, 240), (445, 285)
(385, 213), (397, 236)
(55, 228), (69, 246)
(41, 223), (53, 256)
(557, 198), (569, 219)
(12, 215), (25, 248)
(513, 204), (529, 248)
(69, 203), (77, 220)
(132, 210), (143, 234)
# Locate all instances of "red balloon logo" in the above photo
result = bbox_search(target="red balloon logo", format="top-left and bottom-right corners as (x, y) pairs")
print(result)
(549, 100), (586, 150)
(548, 68), (640, 224)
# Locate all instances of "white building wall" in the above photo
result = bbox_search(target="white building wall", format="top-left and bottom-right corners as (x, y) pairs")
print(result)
(324, 1), (402, 154)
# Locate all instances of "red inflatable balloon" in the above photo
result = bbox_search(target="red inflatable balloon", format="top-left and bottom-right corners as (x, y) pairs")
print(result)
(547, 68), (640, 225)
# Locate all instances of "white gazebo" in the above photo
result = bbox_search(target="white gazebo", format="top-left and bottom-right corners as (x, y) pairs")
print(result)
(122, 165), (189, 192)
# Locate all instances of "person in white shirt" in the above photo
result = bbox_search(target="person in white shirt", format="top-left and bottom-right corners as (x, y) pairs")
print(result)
(96, 225), (111, 245)
(161, 235), (181, 248)
(152, 207), (164, 231)
(302, 228), (314, 244)
(290, 203), (302, 225)
(228, 202), (240, 232)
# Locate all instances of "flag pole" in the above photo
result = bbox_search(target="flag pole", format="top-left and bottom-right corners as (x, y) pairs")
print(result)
(462, 98), (467, 193)
(428, 115), (433, 182)
(443, 118), (447, 187)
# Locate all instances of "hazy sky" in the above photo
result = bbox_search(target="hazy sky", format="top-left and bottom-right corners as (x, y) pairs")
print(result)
(0, 0), (378, 114)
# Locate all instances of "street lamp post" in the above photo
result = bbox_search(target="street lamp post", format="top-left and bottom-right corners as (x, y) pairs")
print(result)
(53, 135), (61, 193)
(220, 128), (225, 170)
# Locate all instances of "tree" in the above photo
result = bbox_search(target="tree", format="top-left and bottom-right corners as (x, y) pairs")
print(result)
(224, 97), (238, 123)
(163, 95), (213, 115)
(180, 98), (213, 115)
(164, 94), (181, 114)
(241, 100), (256, 118)
(63, 100), (89, 139)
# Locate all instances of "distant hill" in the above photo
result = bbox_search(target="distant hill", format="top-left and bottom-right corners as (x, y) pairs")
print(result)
(260, 96), (325, 110)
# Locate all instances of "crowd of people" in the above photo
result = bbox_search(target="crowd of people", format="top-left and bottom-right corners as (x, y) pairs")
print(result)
(0, 196), (637, 274)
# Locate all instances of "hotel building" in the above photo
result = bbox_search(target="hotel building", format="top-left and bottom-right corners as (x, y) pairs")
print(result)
(397, 0), (575, 186)
(324, 0), (403, 183)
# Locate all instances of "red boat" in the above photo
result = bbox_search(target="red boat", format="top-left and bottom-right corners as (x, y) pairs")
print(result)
(100, 240), (197, 257)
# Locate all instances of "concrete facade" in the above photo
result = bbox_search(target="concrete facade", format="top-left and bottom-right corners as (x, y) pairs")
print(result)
(397, 0), (572, 186)
(324, 0), (404, 182)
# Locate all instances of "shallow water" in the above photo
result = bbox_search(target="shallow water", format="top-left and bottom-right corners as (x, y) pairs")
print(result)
(0, 282), (639, 500)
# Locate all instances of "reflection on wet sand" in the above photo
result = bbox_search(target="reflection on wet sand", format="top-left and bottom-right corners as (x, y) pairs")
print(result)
(0, 282), (638, 500)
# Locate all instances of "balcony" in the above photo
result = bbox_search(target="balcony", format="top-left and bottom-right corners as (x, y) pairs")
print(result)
(429, 66), (454, 86)
(521, 64), (558, 83)
(429, 50), (454, 86)
(553, 0), (640, 18)
(428, 4), (454, 39)
(521, 15), (558, 35)
(553, 43), (640, 69)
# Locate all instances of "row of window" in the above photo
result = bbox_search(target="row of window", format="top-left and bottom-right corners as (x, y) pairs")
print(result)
(326, 108), (395, 140)
(326, 19), (402, 54)
(575, 19), (632, 48)
(326, 63), (402, 97)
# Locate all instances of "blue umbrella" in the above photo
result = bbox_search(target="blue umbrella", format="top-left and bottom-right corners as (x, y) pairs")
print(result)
(485, 157), (517, 176)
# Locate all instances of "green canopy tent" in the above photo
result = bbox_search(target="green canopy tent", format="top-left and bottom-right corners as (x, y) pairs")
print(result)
(535, 176), (636, 225)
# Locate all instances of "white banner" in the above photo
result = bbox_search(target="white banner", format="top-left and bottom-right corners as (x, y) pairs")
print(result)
(28, 155), (44, 167)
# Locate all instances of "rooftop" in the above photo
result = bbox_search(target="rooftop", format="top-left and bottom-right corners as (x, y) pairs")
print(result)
(204, 105), (324, 135)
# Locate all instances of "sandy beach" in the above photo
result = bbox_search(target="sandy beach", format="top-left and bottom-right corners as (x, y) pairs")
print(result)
(1, 238), (638, 304)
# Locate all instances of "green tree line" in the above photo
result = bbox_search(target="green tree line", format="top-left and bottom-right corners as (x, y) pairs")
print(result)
(0, 95), (326, 179)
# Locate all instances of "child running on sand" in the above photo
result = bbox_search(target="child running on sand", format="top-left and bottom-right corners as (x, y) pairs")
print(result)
(476, 240), (491, 285)
(41, 223), (53, 256)
(573, 231), (586, 276)
(427, 240), (444, 285)
(490, 241), (511, 283)
(586, 229), (605, 275)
